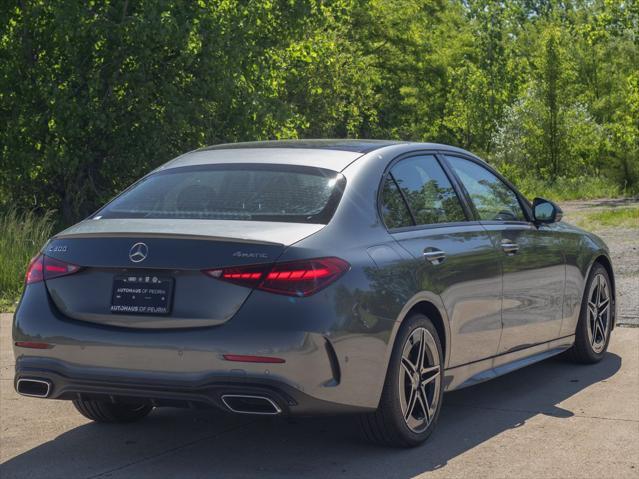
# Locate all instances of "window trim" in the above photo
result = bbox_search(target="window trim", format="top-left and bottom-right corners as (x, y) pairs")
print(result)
(438, 152), (534, 224)
(377, 150), (472, 232)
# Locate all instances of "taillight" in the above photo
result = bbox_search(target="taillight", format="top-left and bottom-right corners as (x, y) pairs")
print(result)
(206, 263), (268, 289)
(260, 258), (350, 296)
(203, 257), (350, 297)
(25, 254), (81, 285)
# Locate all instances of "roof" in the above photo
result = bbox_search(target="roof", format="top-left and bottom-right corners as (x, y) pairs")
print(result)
(199, 139), (404, 154)
(159, 139), (483, 173)
(161, 140), (402, 172)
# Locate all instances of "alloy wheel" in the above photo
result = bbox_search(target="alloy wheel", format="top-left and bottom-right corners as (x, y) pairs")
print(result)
(587, 273), (611, 354)
(398, 327), (441, 433)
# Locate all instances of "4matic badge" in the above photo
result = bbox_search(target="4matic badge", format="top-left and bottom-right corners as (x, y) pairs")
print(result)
(232, 251), (268, 259)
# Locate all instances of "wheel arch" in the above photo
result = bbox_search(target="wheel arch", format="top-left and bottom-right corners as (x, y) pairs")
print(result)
(389, 293), (451, 368)
(589, 253), (617, 328)
(592, 254), (615, 295)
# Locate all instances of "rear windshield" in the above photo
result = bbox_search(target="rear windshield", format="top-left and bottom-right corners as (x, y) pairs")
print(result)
(96, 164), (346, 224)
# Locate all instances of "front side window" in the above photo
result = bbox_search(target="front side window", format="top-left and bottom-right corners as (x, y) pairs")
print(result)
(389, 156), (466, 226)
(445, 156), (526, 222)
(97, 164), (345, 224)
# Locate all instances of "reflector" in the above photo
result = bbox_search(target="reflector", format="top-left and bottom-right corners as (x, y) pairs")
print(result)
(15, 341), (53, 349)
(222, 354), (285, 364)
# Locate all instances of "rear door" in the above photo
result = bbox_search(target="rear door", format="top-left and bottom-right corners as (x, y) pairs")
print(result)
(380, 154), (503, 368)
(443, 155), (566, 353)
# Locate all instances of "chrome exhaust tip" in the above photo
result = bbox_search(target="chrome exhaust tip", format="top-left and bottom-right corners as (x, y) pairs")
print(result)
(221, 394), (282, 415)
(16, 378), (51, 398)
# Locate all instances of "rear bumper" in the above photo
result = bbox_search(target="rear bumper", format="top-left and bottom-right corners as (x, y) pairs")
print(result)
(14, 357), (372, 415)
(13, 282), (394, 413)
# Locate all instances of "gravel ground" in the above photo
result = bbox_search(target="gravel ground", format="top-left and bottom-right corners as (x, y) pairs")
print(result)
(560, 198), (639, 326)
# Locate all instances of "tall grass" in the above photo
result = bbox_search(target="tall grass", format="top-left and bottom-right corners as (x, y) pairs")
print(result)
(574, 206), (639, 230)
(0, 209), (54, 311)
(513, 175), (622, 202)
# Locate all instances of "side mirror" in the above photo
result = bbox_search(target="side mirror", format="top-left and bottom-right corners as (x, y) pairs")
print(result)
(532, 197), (563, 224)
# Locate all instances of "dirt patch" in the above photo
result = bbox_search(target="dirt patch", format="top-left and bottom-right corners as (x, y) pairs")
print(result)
(561, 198), (639, 326)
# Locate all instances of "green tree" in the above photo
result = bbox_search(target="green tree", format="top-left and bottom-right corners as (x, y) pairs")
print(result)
(0, 0), (378, 224)
(494, 23), (602, 181)
(1, 0), (639, 225)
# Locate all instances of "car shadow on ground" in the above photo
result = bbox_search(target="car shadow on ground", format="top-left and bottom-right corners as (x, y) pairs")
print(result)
(1, 352), (622, 479)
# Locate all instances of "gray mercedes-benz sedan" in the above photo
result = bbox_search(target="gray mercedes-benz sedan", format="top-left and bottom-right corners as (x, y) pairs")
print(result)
(13, 140), (615, 447)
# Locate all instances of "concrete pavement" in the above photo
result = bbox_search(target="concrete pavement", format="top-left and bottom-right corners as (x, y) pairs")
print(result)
(1, 313), (638, 478)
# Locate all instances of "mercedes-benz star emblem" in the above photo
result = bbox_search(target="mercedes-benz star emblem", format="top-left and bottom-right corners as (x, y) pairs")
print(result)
(129, 242), (148, 263)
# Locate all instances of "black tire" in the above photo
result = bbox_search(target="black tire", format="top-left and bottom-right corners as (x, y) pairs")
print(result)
(73, 398), (153, 423)
(359, 313), (444, 447)
(568, 263), (613, 364)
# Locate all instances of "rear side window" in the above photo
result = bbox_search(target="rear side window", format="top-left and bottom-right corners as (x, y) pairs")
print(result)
(97, 164), (345, 224)
(387, 155), (466, 226)
(381, 176), (413, 228)
(445, 156), (526, 222)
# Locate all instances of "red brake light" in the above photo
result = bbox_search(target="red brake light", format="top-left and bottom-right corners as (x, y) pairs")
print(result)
(25, 255), (44, 284)
(204, 263), (269, 288)
(260, 258), (350, 296)
(203, 257), (350, 297)
(25, 254), (80, 285)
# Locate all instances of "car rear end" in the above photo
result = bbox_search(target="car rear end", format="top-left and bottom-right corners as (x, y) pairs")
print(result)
(12, 156), (384, 416)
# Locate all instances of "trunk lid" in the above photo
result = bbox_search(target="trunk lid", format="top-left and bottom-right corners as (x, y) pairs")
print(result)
(43, 218), (323, 329)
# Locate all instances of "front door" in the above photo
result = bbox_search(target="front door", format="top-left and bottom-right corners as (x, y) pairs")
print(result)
(443, 155), (565, 353)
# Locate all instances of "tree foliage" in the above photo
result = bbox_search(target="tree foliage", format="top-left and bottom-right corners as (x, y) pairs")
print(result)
(1, 0), (637, 225)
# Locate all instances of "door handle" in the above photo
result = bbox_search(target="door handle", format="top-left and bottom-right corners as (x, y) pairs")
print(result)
(501, 239), (519, 255)
(423, 248), (446, 265)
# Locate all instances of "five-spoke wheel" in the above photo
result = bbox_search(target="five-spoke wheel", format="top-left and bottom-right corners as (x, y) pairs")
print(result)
(569, 262), (613, 363)
(359, 313), (444, 447)
(586, 272), (611, 354)
(399, 327), (441, 434)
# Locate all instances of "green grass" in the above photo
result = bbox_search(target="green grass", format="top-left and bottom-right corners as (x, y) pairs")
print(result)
(0, 209), (54, 312)
(574, 206), (639, 230)
(514, 175), (622, 202)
